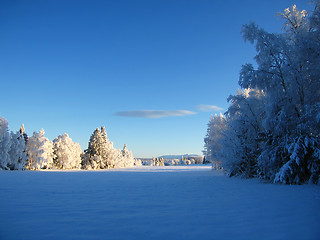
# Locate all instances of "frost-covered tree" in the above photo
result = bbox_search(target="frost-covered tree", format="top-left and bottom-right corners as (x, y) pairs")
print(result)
(19, 124), (28, 145)
(82, 128), (103, 169)
(221, 89), (266, 177)
(213, 2), (320, 184)
(203, 113), (226, 164)
(118, 144), (135, 168)
(82, 126), (135, 169)
(26, 129), (54, 170)
(8, 126), (28, 170)
(0, 117), (11, 170)
(53, 133), (82, 169)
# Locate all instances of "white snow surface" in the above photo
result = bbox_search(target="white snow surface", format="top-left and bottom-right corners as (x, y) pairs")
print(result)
(0, 165), (319, 240)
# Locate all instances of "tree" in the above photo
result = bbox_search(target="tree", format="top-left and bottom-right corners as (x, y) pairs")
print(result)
(220, 89), (266, 177)
(53, 133), (82, 169)
(82, 126), (136, 169)
(207, 2), (320, 183)
(8, 127), (27, 170)
(26, 129), (54, 170)
(203, 113), (226, 165)
(19, 124), (29, 145)
(82, 128), (103, 169)
(0, 117), (11, 170)
(118, 144), (135, 168)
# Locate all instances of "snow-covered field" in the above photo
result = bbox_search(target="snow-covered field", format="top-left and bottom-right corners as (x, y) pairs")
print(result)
(0, 166), (319, 240)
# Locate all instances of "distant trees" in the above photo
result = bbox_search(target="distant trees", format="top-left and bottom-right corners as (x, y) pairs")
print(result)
(0, 117), (135, 171)
(205, 2), (320, 184)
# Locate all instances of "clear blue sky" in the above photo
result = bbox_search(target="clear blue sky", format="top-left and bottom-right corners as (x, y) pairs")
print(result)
(0, 0), (311, 158)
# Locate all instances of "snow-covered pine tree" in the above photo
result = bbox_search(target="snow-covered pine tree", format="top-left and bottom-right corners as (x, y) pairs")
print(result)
(20, 124), (28, 145)
(53, 133), (82, 169)
(26, 129), (54, 170)
(0, 117), (11, 170)
(100, 126), (116, 168)
(8, 128), (27, 170)
(118, 144), (135, 168)
(82, 128), (103, 169)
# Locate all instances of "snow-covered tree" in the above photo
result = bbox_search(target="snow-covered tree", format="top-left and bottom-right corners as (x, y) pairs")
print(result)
(203, 113), (226, 164)
(19, 124), (28, 145)
(53, 133), (82, 169)
(221, 89), (266, 177)
(0, 117), (11, 170)
(26, 129), (54, 170)
(118, 144), (135, 168)
(8, 126), (28, 170)
(82, 126), (135, 169)
(82, 128), (103, 169)
(211, 2), (320, 184)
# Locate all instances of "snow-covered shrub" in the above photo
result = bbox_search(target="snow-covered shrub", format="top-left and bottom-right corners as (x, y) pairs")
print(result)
(165, 159), (180, 166)
(134, 159), (142, 166)
(185, 160), (191, 165)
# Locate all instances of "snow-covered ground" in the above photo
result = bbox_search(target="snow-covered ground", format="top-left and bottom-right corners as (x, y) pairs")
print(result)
(0, 166), (319, 240)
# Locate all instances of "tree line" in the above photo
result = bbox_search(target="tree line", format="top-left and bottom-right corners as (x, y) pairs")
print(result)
(0, 117), (136, 170)
(204, 3), (320, 184)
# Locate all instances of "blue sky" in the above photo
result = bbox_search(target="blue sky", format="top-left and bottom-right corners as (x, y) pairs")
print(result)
(0, 0), (311, 158)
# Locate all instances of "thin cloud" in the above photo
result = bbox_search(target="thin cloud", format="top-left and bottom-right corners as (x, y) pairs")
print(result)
(115, 110), (196, 119)
(197, 104), (223, 112)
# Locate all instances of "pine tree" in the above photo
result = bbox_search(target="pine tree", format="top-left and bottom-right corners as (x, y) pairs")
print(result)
(0, 117), (11, 170)
(8, 130), (27, 170)
(20, 124), (29, 145)
(82, 128), (103, 169)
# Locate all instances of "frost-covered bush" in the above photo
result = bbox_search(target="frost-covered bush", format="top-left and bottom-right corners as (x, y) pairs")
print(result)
(134, 159), (142, 166)
(185, 160), (191, 165)
(164, 159), (180, 166)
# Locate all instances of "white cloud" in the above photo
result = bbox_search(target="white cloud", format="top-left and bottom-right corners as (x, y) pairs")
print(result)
(197, 104), (223, 112)
(115, 110), (196, 119)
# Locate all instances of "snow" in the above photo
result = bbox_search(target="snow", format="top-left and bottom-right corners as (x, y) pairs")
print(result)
(0, 166), (319, 240)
